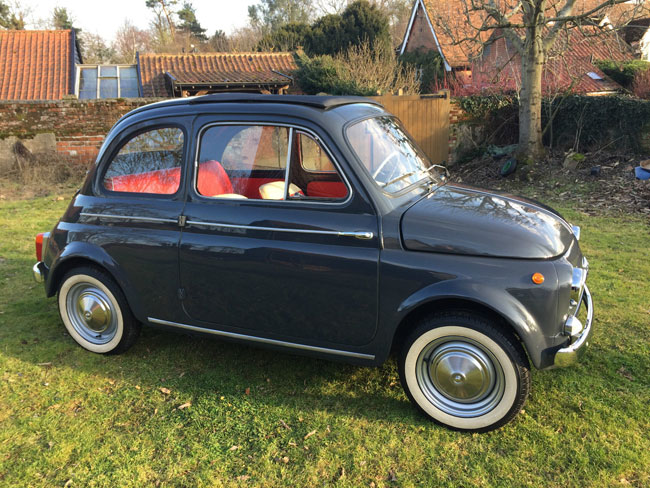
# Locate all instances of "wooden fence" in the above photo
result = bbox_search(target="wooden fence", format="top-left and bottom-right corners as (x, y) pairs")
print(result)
(370, 91), (450, 165)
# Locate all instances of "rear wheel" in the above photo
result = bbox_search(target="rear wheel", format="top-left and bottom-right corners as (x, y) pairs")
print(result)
(399, 312), (530, 431)
(57, 266), (140, 354)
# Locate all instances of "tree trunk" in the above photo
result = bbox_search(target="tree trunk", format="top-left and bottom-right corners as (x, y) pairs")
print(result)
(518, 30), (545, 161)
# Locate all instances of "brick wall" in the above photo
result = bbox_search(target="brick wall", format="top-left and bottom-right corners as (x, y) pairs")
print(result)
(0, 98), (164, 165)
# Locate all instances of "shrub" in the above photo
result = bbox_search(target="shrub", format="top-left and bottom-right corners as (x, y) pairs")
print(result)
(398, 48), (446, 94)
(305, 0), (391, 56)
(594, 60), (650, 88)
(296, 42), (419, 96)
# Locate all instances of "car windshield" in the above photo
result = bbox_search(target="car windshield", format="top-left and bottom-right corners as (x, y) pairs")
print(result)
(346, 116), (443, 193)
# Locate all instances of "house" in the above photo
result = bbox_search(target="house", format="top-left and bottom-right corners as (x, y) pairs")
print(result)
(137, 52), (298, 97)
(400, 0), (644, 93)
(0, 29), (81, 100)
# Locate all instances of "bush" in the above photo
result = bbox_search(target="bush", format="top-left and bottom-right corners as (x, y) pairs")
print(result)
(398, 48), (446, 93)
(296, 42), (420, 96)
(456, 94), (650, 152)
(305, 0), (391, 56)
(594, 60), (650, 88)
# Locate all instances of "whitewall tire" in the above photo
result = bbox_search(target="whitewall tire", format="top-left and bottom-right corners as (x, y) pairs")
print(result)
(57, 266), (140, 354)
(399, 312), (530, 432)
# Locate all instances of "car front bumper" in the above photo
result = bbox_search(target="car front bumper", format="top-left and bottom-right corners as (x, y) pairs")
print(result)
(554, 285), (593, 367)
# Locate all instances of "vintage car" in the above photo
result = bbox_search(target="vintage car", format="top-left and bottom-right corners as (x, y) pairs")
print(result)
(32, 94), (592, 431)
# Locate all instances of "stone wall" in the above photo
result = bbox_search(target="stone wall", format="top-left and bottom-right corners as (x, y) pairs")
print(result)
(0, 98), (163, 170)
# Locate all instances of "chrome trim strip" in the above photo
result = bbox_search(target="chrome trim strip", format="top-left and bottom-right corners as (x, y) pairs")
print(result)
(80, 212), (178, 224)
(147, 317), (376, 360)
(283, 127), (293, 199)
(184, 219), (373, 239)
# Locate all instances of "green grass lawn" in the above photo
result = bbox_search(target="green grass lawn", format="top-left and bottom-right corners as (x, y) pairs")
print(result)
(1, 192), (649, 487)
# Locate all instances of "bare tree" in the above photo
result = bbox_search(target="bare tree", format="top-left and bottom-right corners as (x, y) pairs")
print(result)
(113, 20), (151, 63)
(80, 32), (116, 64)
(228, 26), (263, 52)
(429, 0), (646, 159)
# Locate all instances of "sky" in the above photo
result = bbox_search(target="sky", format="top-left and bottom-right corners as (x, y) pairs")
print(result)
(20, 0), (259, 42)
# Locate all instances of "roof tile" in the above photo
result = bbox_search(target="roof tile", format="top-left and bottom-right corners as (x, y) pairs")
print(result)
(138, 52), (298, 97)
(0, 30), (75, 100)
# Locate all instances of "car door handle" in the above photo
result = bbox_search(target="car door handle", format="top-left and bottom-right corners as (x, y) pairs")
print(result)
(338, 231), (374, 240)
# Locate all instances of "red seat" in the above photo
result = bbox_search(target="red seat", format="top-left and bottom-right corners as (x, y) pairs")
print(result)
(106, 166), (181, 194)
(306, 181), (348, 199)
(197, 160), (233, 196)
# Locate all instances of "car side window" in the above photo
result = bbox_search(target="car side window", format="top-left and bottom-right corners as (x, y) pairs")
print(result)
(197, 125), (290, 200)
(196, 125), (349, 202)
(103, 127), (184, 195)
(289, 132), (349, 201)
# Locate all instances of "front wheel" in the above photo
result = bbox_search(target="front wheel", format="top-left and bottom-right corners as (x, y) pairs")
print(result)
(57, 266), (140, 354)
(399, 312), (530, 432)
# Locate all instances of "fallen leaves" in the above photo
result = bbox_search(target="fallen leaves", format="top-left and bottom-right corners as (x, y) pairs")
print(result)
(159, 387), (171, 395)
(228, 445), (240, 452)
(177, 402), (191, 410)
(303, 430), (317, 440)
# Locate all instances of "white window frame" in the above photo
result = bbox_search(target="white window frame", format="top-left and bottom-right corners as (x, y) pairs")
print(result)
(75, 64), (139, 99)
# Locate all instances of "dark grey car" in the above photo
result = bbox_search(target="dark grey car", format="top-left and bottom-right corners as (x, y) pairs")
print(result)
(32, 94), (593, 431)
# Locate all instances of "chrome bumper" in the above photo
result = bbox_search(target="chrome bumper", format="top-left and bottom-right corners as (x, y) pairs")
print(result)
(32, 262), (45, 283)
(554, 285), (593, 367)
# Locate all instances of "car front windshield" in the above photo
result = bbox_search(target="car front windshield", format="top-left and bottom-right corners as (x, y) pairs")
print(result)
(346, 116), (442, 193)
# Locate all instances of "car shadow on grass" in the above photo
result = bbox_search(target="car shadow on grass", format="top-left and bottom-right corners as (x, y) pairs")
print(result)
(3, 296), (423, 426)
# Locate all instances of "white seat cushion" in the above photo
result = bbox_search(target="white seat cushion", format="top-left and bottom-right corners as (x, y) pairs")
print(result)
(212, 193), (248, 199)
(259, 181), (303, 200)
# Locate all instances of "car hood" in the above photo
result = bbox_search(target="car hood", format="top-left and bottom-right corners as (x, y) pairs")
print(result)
(400, 184), (575, 259)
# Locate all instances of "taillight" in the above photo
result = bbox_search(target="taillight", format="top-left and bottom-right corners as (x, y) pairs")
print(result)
(35, 232), (49, 261)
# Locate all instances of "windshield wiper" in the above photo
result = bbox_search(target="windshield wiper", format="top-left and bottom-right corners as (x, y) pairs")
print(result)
(380, 171), (416, 188)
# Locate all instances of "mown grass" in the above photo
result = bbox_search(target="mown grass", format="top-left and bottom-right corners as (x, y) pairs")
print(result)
(1, 191), (649, 487)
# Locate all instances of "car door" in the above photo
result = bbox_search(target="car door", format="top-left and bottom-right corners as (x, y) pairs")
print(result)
(177, 120), (380, 347)
(79, 121), (190, 322)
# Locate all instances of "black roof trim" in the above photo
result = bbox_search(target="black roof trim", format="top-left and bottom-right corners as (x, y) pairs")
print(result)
(187, 93), (382, 110)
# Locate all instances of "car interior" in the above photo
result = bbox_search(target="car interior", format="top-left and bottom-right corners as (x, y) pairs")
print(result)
(103, 125), (349, 201)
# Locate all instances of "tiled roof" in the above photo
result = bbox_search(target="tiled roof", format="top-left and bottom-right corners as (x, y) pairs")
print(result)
(0, 30), (76, 100)
(166, 68), (292, 85)
(477, 26), (635, 94)
(139, 53), (298, 97)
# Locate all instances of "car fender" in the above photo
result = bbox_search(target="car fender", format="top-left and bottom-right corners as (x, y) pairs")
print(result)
(394, 279), (550, 368)
(46, 241), (144, 320)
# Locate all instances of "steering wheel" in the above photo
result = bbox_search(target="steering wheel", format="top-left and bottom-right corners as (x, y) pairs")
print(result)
(372, 151), (399, 179)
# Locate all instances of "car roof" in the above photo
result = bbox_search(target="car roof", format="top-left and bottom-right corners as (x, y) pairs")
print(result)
(119, 93), (383, 124)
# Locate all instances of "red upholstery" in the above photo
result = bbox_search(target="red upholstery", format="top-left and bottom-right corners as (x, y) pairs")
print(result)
(306, 181), (348, 199)
(106, 166), (181, 194)
(105, 160), (233, 196)
(197, 160), (233, 196)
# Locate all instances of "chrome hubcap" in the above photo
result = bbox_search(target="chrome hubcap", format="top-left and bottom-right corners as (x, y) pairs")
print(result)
(77, 291), (112, 333)
(416, 336), (505, 418)
(66, 282), (118, 345)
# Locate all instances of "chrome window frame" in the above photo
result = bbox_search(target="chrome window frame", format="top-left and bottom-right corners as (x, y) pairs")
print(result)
(193, 122), (354, 206)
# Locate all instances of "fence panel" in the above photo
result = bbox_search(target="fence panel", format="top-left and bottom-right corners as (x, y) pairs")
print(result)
(370, 91), (450, 165)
